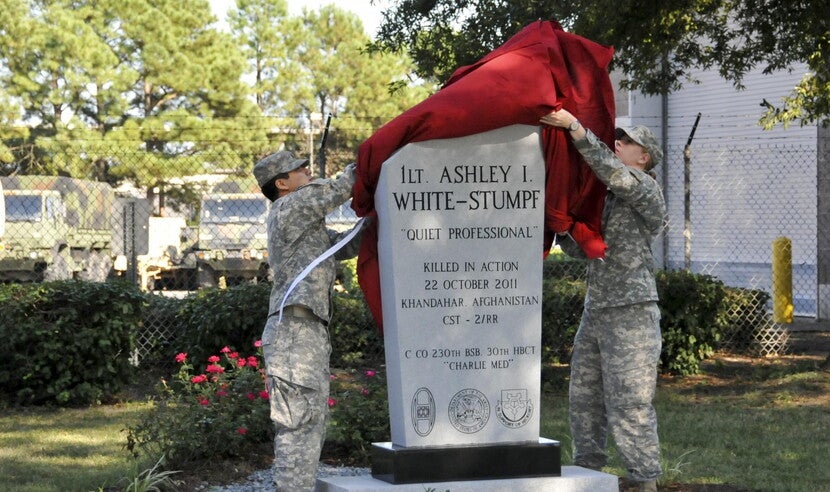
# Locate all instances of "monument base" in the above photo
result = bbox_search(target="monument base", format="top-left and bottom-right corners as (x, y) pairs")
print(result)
(316, 465), (617, 492)
(370, 438), (560, 484)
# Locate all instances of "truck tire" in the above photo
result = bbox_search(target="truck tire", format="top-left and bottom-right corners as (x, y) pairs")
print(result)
(197, 265), (217, 288)
(44, 244), (72, 281)
(78, 251), (112, 282)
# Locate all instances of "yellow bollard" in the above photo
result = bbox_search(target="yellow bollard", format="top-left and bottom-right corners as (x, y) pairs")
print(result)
(772, 237), (793, 323)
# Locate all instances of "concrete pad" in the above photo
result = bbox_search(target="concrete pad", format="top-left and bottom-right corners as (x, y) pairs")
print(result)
(315, 466), (618, 492)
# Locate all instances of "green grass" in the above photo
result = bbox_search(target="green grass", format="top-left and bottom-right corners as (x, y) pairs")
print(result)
(0, 403), (154, 492)
(1, 355), (828, 491)
(541, 356), (830, 492)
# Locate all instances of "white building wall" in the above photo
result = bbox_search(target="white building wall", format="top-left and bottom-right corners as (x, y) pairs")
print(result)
(623, 66), (819, 315)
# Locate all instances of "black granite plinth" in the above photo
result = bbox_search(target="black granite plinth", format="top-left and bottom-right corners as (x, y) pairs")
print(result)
(371, 438), (561, 484)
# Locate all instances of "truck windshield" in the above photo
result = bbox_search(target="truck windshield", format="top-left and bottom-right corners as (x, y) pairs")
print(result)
(201, 198), (267, 223)
(5, 195), (42, 222)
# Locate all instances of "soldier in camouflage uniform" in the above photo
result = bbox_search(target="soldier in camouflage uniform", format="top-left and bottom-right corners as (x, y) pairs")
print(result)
(541, 110), (667, 492)
(253, 151), (363, 491)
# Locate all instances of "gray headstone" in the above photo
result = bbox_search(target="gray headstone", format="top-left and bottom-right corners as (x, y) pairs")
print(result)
(375, 124), (547, 447)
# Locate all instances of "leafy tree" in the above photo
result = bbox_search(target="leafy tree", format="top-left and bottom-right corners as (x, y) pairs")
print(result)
(230, 1), (431, 175)
(228, 0), (304, 115)
(0, 95), (28, 165)
(373, 0), (829, 127)
(0, 0), (271, 213)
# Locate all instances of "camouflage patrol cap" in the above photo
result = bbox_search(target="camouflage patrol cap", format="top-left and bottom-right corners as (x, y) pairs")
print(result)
(617, 125), (663, 169)
(253, 151), (309, 188)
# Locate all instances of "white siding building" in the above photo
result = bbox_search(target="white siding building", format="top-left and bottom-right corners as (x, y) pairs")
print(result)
(617, 66), (827, 319)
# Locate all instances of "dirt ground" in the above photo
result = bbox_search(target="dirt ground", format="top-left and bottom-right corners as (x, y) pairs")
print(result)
(786, 328), (830, 357)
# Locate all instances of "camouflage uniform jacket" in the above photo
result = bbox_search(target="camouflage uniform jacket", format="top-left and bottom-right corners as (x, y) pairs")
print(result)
(266, 165), (360, 322)
(573, 130), (667, 309)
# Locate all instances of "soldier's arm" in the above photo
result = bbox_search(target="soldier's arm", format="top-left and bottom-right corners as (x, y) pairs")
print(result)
(330, 223), (366, 260)
(293, 163), (357, 218)
(574, 131), (664, 222)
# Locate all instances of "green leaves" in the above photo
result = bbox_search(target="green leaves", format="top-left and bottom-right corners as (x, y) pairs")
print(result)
(375, 0), (830, 126)
(656, 269), (726, 375)
(126, 346), (272, 466)
(0, 280), (143, 405)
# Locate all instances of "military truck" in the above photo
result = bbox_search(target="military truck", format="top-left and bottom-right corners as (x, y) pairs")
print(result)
(136, 191), (270, 290)
(0, 176), (142, 282)
(192, 192), (270, 288)
(134, 216), (196, 291)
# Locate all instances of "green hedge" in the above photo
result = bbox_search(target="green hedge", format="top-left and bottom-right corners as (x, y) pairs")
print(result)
(1, 260), (773, 407)
(541, 275), (585, 365)
(655, 270), (726, 375)
(541, 259), (763, 376)
(169, 260), (383, 368)
(0, 280), (143, 405)
(174, 282), (271, 365)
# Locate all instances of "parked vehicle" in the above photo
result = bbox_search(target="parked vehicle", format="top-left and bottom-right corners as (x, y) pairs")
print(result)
(0, 176), (138, 282)
(137, 192), (270, 290)
(192, 192), (270, 288)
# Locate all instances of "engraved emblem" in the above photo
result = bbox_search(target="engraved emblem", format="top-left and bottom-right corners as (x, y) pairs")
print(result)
(496, 389), (533, 428)
(448, 388), (490, 434)
(411, 387), (435, 436)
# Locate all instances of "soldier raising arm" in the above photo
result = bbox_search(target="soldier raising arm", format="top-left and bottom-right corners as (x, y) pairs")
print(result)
(540, 109), (667, 492)
(253, 151), (363, 491)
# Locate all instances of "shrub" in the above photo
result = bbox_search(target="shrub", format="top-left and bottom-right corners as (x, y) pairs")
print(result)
(330, 292), (384, 368)
(0, 280), (143, 405)
(126, 342), (272, 466)
(542, 262), (734, 376)
(541, 276), (586, 365)
(171, 261), (383, 370)
(324, 368), (390, 465)
(175, 283), (270, 364)
(656, 270), (726, 375)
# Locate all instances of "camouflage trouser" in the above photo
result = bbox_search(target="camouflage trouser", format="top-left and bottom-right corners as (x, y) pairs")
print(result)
(569, 302), (663, 482)
(262, 315), (331, 491)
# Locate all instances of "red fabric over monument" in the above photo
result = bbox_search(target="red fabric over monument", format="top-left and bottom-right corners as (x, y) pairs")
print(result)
(353, 20), (616, 331)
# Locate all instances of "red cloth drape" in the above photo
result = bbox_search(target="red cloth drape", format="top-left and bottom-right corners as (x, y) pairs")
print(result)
(353, 20), (616, 332)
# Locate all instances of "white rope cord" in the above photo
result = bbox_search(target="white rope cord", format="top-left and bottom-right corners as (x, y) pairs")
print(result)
(277, 217), (366, 322)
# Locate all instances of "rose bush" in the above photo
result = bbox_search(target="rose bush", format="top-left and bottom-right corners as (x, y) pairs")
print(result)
(126, 341), (273, 466)
(324, 368), (390, 465)
(127, 339), (390, 468)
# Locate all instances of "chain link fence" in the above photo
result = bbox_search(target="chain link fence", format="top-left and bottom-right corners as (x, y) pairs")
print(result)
(660, 141), (819, 355)
(0, 130), (821, 362)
